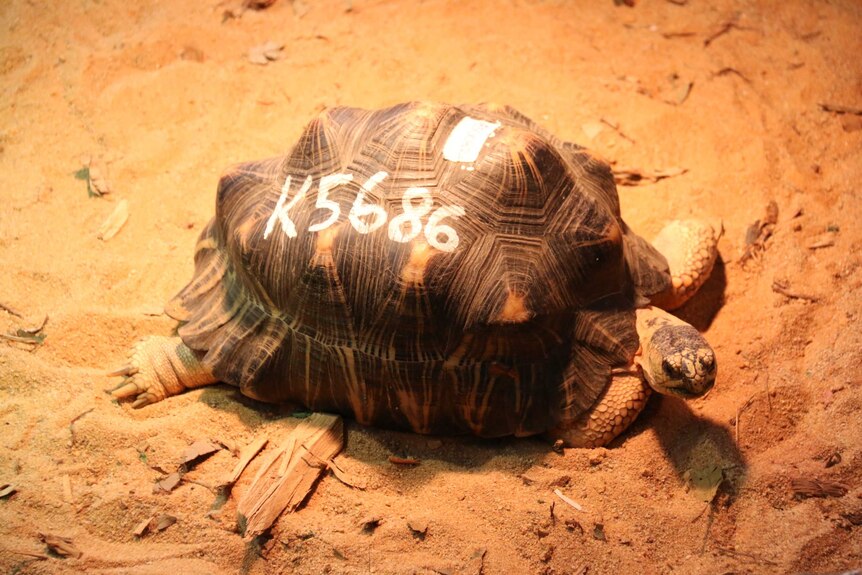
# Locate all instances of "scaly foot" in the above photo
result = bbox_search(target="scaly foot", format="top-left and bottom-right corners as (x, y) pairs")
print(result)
(650, 219), (721, 310)
(108, 336), (216, 407)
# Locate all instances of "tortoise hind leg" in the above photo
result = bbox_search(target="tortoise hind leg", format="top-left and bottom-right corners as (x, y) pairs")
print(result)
(109, 336), (217, 408)
(549, 370), (652, 448)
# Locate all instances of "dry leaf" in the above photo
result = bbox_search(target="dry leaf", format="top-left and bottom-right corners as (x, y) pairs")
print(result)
(39, 533), (82, 559)
(688, 465), (723, 503)
(97, 199), (129, 240)
(248, 41), (284, 65)
(0, 483), (17, 498)
(181, 439), (220, 468)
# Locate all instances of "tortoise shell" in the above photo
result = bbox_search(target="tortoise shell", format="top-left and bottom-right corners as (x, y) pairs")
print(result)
(166, 102), (670, 438)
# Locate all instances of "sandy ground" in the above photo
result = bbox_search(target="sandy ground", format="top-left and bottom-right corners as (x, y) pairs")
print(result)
(1, 0), (861, 573)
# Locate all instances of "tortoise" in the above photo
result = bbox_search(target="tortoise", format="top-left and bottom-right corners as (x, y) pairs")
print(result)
(110, 102), (719, 448)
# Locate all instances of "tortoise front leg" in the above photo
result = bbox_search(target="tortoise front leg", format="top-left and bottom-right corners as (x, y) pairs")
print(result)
(649, 219), (721, 310)
(549, 368), (652, 448)
(108, 336), (217, 407)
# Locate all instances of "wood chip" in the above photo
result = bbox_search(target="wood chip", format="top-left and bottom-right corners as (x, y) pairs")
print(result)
(133, 516), (154, 537)
(553, 488), (584, 511)
(223, 436), (269, 487)
(248, 41), (284, 65)
(181, 439), (221, 468)
(39, 533), (82, 559)
(133, 513), (177, 537)
(388, 455), (420, 465)
(62, 474), (73, 504)
(807, 235), (835, 250)
(153, 514), (177, 531)
(791, 477), (849, 499)
(87, 163), (113, 197)
(97, 199), (129, 241)
(237, 413), (344, 538)
(154, 471), (182, 493)
(327, 457), (366, 490)
(0, 483), (17, 498)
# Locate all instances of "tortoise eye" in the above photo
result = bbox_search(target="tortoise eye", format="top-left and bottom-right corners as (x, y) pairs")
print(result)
(662, 359), (676, 377)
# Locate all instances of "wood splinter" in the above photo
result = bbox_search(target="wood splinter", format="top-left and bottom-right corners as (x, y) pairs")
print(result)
(236, 413), (344, 539)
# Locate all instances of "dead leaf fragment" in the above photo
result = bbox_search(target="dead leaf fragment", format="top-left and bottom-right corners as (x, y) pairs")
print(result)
(39, 533), (82, 559)
(592, 523), (607, 541)
(0, 483), (17, 498)
(97, 199), (129, 241)
(688, 465), (723, 504)
(248, 41), (284, 65)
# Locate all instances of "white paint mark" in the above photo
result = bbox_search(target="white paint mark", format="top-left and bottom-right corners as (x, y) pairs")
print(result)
(387, 187), (433, 243)
(424, 204), (466, 252)
(264, 174), (313, 239)
(308, 173), (353, 232)
(443, 116), (500, 163)
(348, 170), (388, 234)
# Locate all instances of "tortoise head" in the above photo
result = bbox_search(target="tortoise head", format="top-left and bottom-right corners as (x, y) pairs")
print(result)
(636, 307), (716, 398)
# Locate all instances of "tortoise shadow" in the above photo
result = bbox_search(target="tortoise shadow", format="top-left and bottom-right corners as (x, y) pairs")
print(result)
(633, 393), (748, 492)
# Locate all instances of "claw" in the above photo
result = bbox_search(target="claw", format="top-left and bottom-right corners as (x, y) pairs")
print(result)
(110, 381), (140, 399)
(107, 365), (139, 377)
(132, 394), (157, 409)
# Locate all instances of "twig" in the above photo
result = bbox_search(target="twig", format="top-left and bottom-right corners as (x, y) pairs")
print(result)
(704, 19), (741, 47)
(734, 392), (758, 444)
(771, 281), (820, 302)
(0, 302), (23, 318)
(6, 549), (48, 560)
(714, 67), (751, 83)
(0, 333), (38, 344)
(819, 102), (862, 116)
(69, 408), (95, 446)
(715, 546), (778, 566)
(600, 117), (635, 144)
(553, 488), (584, 511)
